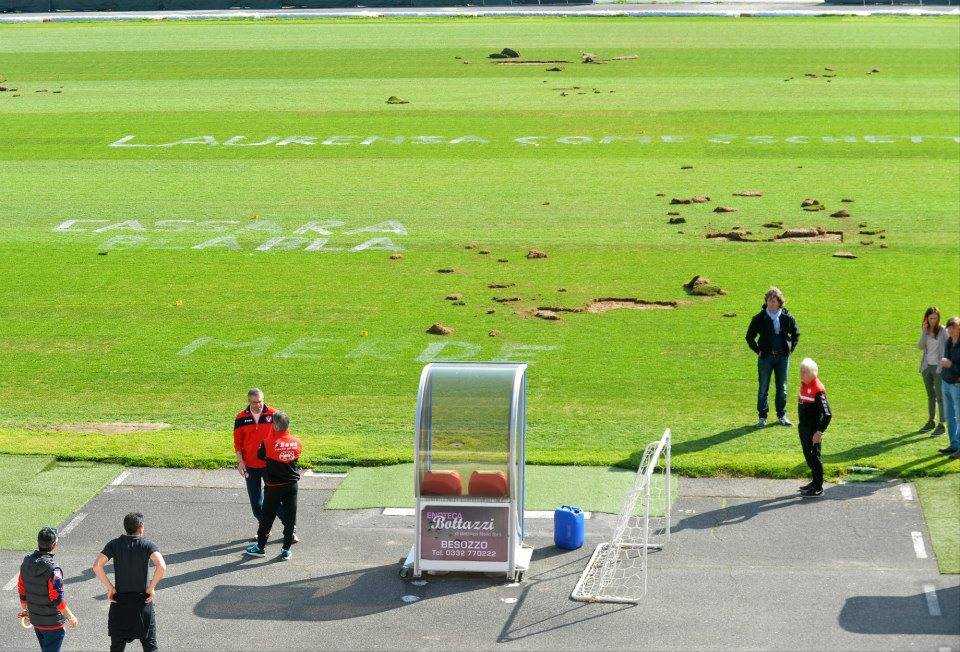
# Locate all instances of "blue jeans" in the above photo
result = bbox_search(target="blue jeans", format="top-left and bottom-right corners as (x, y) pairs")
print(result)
(245, 467), (288, 527)
(757, 353), (790, 419)
(34, 628), (65, 652)
(943, 380), (960, 451)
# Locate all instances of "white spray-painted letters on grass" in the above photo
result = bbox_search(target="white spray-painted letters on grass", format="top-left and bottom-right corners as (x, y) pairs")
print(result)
(52, 219), (407, 253)
(177, 336), (559, 364)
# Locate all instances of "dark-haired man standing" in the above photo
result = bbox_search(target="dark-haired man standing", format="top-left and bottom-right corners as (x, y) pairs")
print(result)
(93, 512), (166, 652)
(18, 527), (79, 652)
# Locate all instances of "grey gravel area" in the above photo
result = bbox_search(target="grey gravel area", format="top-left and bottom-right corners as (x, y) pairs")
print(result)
(0, 472), (956, 651)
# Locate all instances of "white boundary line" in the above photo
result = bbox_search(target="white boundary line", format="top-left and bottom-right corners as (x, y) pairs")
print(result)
(911, 531), (928, 559)
(58, 512), (86, 537)
(2, 574), (18, 592)
(922, 583), (942, 617)
(899, 484), (914, 501)
(110, 470), (130, 486)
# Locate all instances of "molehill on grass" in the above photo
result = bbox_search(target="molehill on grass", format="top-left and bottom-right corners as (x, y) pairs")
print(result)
(527, 249), (547, 259)
(445, 293), (462, 301)
(488, 48), (520, 59)
(683, 275), (726, 296)
(426, 323), (453, 335)
(386, 96), (409, 105)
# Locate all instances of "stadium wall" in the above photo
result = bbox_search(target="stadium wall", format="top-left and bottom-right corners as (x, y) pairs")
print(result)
(1, 0), (591, 12)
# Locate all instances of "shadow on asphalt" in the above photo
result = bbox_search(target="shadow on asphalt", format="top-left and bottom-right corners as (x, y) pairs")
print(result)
(839, 585), (960, 635)
(672, 480), (909, 532)
(65, 539), (252, 595)
(194, 561), (491, 621)
(496, 545), (640, 643)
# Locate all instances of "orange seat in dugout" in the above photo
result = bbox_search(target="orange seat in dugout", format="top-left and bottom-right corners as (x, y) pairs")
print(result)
(468, 470), (509, 497)
(421, 470), (463, 496)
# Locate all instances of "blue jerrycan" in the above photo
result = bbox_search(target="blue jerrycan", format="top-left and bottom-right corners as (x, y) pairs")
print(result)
(554, 505), (585, 550)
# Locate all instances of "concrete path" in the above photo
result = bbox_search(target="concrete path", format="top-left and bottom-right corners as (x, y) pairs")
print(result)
(1, 470), (957, 651)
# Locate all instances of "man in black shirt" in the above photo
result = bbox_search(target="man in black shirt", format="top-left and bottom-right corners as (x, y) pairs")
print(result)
(92, 513), (167, 652)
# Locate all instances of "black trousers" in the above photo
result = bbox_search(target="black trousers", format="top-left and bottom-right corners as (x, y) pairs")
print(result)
(799, 428), (824, 489)
(110, 636), (157, 652)
(108, 594), (156, 652)
(257, 482), (298, 549)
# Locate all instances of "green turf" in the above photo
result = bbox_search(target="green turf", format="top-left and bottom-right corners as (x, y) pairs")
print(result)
(326, 463), (677, 514)
(0, 455), (123, 550)
(0, 17), (958, 478)
(915, 474), (960, 575)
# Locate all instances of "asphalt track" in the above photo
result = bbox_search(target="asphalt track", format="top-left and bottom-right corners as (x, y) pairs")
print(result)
(1, 2), (958, 22)
(1, 469), (958, 651)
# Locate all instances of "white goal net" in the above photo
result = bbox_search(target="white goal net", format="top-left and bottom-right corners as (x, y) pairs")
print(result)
(571, 429), (672, 604)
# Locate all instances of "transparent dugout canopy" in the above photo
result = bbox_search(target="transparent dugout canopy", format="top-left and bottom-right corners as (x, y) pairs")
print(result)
(414, 362), (527, 501)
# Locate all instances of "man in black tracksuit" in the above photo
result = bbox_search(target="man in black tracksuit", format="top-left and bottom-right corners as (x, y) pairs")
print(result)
(797, 358), (833, 497)
(746, 287), (800, 427)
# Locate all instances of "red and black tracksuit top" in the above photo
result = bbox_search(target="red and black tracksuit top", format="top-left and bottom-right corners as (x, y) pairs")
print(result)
(256, 430), (302, 486)
(234, 405), (277, 469)
(18, 552), (68, 630)
(798, 378), (832, 436)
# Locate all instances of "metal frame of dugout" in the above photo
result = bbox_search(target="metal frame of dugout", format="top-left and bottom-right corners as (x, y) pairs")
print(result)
(400, 362), (532, 582)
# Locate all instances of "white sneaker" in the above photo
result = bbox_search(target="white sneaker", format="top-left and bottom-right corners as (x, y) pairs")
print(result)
(756, 418), (767, 428)
(778, 416), (793, 427)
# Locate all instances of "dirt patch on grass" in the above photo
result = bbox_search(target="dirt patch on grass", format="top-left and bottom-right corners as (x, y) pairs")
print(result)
(586, 298), (678, 313)
(707, 227), (842, 244)
(775, 228), (843, 243)
(49, 422), (171, 434)
(493, 60), (571, 65)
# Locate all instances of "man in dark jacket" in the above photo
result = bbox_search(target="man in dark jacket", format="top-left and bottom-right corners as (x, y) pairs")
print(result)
(745, 287), (800, 427)
(18, 527), (79, 652)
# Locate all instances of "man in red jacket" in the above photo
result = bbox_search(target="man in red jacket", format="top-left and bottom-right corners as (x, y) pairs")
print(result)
(244, 411), (302, 561)
(234, 388), (294, 541)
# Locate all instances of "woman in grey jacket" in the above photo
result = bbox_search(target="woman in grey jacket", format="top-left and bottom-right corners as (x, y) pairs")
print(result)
(919, 307), (948, 436)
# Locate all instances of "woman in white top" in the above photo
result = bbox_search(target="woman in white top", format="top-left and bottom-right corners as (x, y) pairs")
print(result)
(919, 306), (948, 435)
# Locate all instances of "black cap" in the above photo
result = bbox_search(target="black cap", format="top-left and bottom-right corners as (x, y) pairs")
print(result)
(38, 527), (58, 551)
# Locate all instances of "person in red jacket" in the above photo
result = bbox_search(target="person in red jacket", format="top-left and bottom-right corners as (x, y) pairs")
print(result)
(244, 411), (302, 561)
(797, 358), (832, 498)
(234, 388), (293, 541)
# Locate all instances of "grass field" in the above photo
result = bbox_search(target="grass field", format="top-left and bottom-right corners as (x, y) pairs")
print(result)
(916, 474), (960, 574)
(0, 456), (122, 549)
(1, 17), (958, 478)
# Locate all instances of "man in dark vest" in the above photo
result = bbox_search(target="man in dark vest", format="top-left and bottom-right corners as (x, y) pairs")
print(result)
(17, 527), (79, 652)
(746, 286), (801, 428)
(92, 512), (167, 652)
